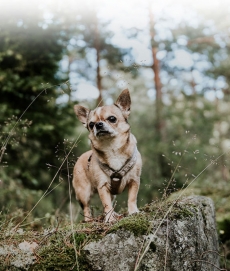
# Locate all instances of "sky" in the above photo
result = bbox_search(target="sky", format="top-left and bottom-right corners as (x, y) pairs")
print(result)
(71, 0), (229, 101)
(1, 0), (229, 101)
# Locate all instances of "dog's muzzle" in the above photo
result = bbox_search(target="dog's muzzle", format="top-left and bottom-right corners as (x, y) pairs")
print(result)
(95, 122), (110, 136)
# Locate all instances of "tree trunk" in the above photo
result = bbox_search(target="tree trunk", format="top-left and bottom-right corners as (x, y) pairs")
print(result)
(149, 4), (170, 178)
(149, 4), (163, 139)
(93, 12), (103, 106)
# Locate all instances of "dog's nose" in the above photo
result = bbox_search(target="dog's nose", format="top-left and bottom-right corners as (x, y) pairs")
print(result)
(95, 122), (103, 129)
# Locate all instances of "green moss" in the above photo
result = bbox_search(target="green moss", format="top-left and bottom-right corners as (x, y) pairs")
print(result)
(32, 229), (103, 271)
(140, 200), (194, 221)
(32, 246), (77, 271)
(31, 232), (92, 271)
(168, 204), (194, 220)
(0, 266), (20, 271)
(74, 232), (87, 248)
(108, 213), (150, 236)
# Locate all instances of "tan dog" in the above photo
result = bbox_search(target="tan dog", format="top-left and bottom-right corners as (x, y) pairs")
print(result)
(72, 89), (142, 222)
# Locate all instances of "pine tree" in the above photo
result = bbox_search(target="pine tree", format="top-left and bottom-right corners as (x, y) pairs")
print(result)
(0, 4), (77, 191)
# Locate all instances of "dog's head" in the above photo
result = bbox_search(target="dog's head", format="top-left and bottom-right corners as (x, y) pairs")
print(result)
(74, 89), (131, 140)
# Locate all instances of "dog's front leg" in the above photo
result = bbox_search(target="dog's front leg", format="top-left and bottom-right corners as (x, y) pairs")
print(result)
(128, 180), (140, 214)
(98, 185), (115, 222)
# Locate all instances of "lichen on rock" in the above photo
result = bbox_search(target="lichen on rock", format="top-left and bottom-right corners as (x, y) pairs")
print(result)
(0, 244), (36, 270)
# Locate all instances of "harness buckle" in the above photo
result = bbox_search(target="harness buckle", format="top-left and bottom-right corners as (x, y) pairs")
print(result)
(110, 172), (122, 195)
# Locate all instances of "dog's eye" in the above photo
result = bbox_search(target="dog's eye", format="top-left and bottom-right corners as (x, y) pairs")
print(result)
(89, 122), (95, 129)
(107, 116), (117, 123)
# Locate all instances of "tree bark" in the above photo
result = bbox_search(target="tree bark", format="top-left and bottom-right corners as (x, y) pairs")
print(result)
(149, 4), (163, 139)
(149, 4), (170, 178)
(93, 12), (103, 106)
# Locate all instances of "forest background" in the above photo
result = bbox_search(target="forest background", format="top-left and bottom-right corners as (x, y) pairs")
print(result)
(0, 0), (230, 263)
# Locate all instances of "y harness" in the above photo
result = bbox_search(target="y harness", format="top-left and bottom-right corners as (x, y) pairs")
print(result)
(96, 147), (138, 195)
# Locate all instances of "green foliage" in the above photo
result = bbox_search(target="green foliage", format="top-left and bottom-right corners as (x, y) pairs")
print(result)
(0, 11), (62, 189)
(0, 4), (89, 216)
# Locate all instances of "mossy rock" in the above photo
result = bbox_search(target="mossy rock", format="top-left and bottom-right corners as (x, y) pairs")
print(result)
(0, 196), (220, 270)
(108, 213), (150, 236)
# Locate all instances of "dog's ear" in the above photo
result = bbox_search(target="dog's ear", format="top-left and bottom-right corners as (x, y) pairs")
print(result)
(74, 105), (90, 128)
(115, 89), (131, 118)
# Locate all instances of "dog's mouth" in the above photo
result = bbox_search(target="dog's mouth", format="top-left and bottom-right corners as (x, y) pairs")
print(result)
(96, 130), (110, 136)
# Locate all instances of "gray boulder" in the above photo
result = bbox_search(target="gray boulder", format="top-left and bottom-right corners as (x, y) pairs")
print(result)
(83, 196), (219, 271)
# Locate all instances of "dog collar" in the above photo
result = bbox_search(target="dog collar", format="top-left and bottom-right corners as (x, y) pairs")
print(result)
(97, 146), (138, 195)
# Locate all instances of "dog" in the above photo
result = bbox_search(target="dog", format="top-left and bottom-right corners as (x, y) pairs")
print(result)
(72, 89), (142, 222)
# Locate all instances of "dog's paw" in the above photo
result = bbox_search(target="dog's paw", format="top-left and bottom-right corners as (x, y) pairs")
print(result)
(128, 208), (139, 215)
(84, 216), (94, 222)
(104, 211), (122, 223)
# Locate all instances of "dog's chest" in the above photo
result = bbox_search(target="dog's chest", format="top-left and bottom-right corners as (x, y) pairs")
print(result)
(105, 154), (127, 171)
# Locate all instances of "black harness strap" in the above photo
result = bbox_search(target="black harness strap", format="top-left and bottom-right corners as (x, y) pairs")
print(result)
(87, 154), (92, 170)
